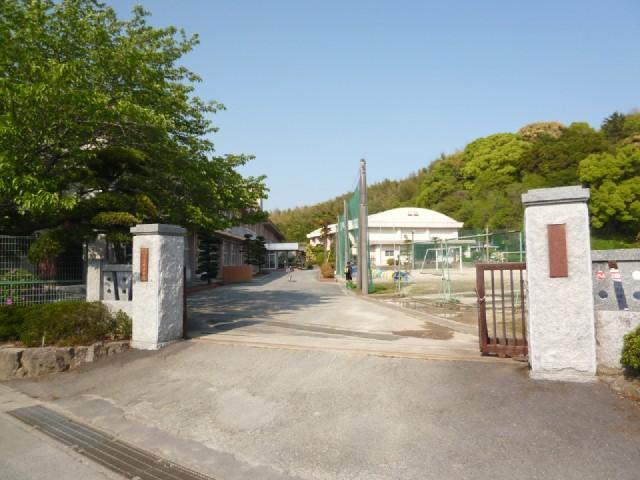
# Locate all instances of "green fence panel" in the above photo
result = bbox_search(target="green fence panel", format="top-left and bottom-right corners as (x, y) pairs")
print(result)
(335, 185), (373, 292)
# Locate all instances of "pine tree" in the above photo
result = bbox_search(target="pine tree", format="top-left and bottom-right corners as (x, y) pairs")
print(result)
(242, 234), (256, 266)
(196, 234), (221, 284)
(242, 234), (268, 271)
(254, 236), (268, 271)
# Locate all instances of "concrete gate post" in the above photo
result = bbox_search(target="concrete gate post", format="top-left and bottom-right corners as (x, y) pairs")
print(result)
(130, 224), (186, 350)
(86, 234), (107, 301)
(522, 186), (597, 382)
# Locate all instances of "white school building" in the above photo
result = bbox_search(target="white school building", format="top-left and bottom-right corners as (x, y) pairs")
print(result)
(306, 207), (463, 267)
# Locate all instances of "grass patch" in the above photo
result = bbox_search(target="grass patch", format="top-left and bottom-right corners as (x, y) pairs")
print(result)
(591, 235), (640, 250)
(371, 283), (396, 294)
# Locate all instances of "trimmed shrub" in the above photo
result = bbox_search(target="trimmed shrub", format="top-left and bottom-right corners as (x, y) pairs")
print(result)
(0, 306), (23, 340)
(114, 310), (132, 338)
(19, 302), (112, 347)
(0, 301), (132, 347)
(621, 325), (640, 373)
(320, 263), (335, 279)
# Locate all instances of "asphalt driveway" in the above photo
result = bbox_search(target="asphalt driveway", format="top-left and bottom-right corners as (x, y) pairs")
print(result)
(3, 269), (640, 480)
(188, 269), (481, 361)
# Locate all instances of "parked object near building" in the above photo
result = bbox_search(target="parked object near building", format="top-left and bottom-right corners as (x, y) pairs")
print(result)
(306, 207), (463, 268)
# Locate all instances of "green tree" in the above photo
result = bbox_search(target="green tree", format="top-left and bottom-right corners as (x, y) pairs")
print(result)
(621, 113), (640, 143)
(270, 170), (427, 242)
(303, 243), (315, 268)
(578, 144), (640, 236)
(518, 121), (566, 142)
(254, 236), (268, 271)
(241, 234), (267, 270)
(601, 112), (627, 143)
(317, 218), (332, 263)
(0, 0), (266, 245)
(272, 112), (640, 244)
(242, 234), (257, 267)
(520, 123), (609, 187)
(415, 153), (467, 219)
(312, 245), (325, 265)
(459, 133), (532, 229)
(196, 234), (221, 284)
(461, 133), (532, 189)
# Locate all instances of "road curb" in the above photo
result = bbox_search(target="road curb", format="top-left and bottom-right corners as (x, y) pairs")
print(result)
(190, 337), (505, 364)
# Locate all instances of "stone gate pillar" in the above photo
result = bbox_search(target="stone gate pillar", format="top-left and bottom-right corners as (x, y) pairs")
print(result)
(522, 186), (597, 382)
(130, 224), (186, 350)
(86, 234), (106, 302)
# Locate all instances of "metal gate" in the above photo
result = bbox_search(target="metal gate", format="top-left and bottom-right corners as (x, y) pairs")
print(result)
(476, 263), (528, 358)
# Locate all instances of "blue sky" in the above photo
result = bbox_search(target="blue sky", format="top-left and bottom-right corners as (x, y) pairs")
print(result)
(109, 0), (640, 211)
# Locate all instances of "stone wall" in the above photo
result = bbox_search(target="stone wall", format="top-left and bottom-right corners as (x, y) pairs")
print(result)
(0, 341), (129, 380)
(592, 249), (640, 372)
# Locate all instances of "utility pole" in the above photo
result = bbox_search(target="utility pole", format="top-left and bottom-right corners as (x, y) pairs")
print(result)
(343, 199), (349, 274)
(336, 214), (341, 277)
(359, 159), (369, 295)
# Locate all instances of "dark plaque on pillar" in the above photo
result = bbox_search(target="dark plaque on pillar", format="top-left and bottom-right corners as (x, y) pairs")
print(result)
(547, 224), (568, 278)
(140, 247), (149, 282)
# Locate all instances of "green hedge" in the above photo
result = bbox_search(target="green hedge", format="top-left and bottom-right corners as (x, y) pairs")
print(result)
(0, 301), (131, 347)
(621, 325), (640, 373)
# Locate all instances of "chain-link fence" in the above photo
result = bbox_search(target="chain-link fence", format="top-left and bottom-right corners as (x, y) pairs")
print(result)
(369, 230), (526, 325)
(0, 235), (85, 305)
(413, 230), (525, 272)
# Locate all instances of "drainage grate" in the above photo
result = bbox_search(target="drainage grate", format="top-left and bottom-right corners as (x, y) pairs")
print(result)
(8, 405), (214, 480)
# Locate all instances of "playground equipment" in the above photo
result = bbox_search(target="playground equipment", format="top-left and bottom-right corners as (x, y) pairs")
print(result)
(418, 245), (463, 273)
(417, 238), (456, 302)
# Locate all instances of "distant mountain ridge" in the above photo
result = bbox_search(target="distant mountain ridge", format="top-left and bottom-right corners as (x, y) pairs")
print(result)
(270, 171), (427, 242)
(271, 111), (640, 246)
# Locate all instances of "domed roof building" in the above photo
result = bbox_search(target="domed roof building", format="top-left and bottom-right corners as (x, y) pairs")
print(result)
(307, 207), (463, 267)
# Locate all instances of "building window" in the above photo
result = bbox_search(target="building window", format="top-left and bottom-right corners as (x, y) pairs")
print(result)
(385, 250), (394, 257)
(230, 243), (238, 265)
(223, 242), (230, 266)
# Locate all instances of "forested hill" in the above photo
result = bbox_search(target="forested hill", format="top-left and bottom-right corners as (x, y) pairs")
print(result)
(269, 171), (428, 242)
(270, 111), (640, 245)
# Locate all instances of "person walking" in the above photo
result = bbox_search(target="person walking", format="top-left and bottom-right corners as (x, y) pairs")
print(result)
(287, 264), (295, 282)
(345, 261), (353, 288)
